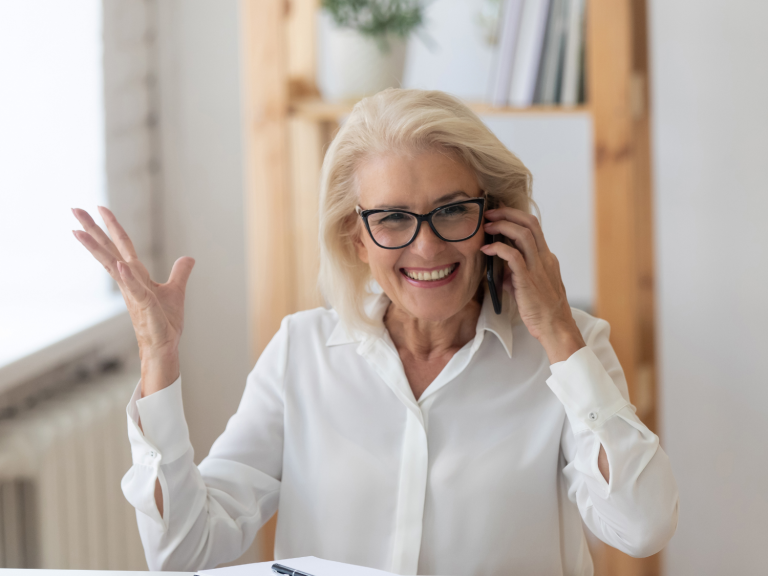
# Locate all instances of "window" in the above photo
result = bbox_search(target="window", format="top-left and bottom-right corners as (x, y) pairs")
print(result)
(0, 1), (126, 370)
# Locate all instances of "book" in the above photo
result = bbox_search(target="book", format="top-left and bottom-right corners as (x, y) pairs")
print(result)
(535, 0), (568, 105)
(488, 0), (525, 107)
(559, 0), (585, 106)
(508, 0), (551, 107)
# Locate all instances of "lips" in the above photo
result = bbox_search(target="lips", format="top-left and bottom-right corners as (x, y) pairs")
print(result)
(402, 263), (457, 282)
(399, 263), (460, 288)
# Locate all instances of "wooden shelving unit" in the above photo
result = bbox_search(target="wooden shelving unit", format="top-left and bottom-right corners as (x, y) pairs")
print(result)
(242, 0), (658, 574)
(289, 97), (591, 121)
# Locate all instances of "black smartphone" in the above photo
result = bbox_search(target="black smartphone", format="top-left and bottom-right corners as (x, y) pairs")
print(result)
(485, 232), (504, 314)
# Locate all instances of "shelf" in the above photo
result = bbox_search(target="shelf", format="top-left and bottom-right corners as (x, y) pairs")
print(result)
(288, 97), (590, 121)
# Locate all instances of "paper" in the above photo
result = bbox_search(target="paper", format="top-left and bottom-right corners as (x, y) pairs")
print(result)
(200, 556), (396, 576)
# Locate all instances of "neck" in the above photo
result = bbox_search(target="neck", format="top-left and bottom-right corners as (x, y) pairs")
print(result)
(384, 293), (483, 361)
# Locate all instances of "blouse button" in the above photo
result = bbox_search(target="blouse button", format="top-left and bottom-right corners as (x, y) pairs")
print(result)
(588, 411), (598, 421)
(149, 450), (156, 458)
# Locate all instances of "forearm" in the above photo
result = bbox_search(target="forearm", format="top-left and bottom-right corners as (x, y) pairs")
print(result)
(598, 444), (609, 482)
(140, 349), (180, 398)
(538, 321), (586, 365)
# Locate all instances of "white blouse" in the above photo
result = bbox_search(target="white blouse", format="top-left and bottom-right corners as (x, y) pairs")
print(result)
(121, 290), (678, 575)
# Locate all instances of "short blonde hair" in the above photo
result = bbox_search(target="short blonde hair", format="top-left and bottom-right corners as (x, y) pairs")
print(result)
(318, 88), (534, 333)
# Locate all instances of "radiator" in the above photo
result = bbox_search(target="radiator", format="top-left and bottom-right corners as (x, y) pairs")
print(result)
(0, 368), (147, 569)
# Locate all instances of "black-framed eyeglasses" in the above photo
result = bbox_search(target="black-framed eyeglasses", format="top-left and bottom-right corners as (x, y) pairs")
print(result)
(356, 197), (486, 250)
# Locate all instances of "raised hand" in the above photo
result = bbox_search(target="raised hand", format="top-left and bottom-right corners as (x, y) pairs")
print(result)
(72, 206), (195, 395)
(480, 205), (585, 364)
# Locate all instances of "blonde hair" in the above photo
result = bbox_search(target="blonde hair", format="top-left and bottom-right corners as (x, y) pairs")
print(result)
(318, 88), (535, 333)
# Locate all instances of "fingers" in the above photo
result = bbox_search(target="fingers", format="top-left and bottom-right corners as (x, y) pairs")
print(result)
(97, 205), (139, 261)
(73, 228), (153, 305)
(480, 241), (529, 288)
(168, 257), (196, 292)
(484, 207), (549, 254)
(72, 208), (123, 261)
(72, 229), (123, 282)
(484, 219), (541, 269)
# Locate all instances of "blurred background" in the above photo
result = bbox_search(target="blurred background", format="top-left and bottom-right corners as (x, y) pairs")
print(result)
(0, 0), (766, 574)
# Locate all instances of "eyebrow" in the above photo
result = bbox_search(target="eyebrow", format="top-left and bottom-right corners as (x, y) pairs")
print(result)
(372, 190), (473, 210)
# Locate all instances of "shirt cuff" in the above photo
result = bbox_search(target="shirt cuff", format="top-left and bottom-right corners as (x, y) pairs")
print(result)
(126, 376), (191, 465)
(546, 346), (629, 433)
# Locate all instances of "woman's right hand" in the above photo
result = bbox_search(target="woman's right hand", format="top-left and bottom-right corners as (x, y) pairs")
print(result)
(72, 206), (195, 397)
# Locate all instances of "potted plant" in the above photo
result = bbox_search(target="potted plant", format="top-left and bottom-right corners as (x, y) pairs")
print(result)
(318, 0), (425, 102)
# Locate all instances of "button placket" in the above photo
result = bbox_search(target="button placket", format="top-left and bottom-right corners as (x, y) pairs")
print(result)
(359, 339), (428, 575)
(390, 408), (428, 575)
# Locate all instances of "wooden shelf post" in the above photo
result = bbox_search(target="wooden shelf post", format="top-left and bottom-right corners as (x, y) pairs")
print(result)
(241, 0), (293, 559)
(588, 0), (659, 574)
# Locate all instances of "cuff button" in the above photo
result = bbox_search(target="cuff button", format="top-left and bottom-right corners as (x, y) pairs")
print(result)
(588, 411), (598, 421)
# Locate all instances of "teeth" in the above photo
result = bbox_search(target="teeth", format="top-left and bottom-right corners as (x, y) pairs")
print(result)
(404, 264), (455, 282)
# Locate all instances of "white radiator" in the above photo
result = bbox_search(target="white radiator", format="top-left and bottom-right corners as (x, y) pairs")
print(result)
(0, 368), (147, 569)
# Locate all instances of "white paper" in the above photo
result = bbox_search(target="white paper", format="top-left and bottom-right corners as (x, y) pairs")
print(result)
(200, 556), (396, 576)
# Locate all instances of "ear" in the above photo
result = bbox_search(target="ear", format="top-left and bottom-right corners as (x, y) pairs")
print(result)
(354, 228), (369, 264)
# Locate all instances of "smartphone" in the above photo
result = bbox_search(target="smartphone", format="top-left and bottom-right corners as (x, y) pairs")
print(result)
(485, 232), (504, 315)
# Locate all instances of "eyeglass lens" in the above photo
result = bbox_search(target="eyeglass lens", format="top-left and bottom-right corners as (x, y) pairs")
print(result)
(367, 202), (482, 248)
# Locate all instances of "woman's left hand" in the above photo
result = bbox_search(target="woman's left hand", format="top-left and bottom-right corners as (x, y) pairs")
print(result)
(480, 206), (585, 364)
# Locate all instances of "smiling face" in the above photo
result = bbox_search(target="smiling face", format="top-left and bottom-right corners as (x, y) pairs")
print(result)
(355, 149), (486, 324)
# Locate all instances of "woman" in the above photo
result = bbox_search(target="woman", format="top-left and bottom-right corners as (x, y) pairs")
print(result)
(73, 89), (678, 575)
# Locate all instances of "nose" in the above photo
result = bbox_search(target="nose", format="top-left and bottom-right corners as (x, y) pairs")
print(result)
(408, 221), (445, 259)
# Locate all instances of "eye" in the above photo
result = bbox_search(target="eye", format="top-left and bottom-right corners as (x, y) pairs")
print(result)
(379, 212), (409, 223)
(439, 204), (469, 217)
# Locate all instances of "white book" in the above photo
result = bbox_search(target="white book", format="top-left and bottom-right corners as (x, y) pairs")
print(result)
(560, 0), (585, 105)
(508, 0), (551, 107)
(536, 0), (568, 104)
(489, 0), (525, 107)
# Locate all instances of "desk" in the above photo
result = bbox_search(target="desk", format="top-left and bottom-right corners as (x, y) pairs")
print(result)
(0, 557), (402, 576)
(0, 572), (191, 576)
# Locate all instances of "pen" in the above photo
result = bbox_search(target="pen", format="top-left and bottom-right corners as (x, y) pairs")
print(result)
(271, 562), (316, 576)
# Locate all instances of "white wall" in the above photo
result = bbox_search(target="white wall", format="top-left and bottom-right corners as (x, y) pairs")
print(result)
(650, 1), (768, 573)
(154, 0), (251, 464)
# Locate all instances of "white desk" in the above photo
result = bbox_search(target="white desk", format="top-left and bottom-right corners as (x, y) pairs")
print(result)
(0, 557), (399, 576)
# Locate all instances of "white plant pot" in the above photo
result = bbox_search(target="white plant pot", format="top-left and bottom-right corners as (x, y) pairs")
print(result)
(318, 12), (408, 102)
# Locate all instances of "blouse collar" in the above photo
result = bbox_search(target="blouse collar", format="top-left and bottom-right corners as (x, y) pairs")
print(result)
(327, 285), (517, 359)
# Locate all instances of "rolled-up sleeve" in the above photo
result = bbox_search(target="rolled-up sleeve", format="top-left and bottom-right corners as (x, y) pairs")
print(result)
(547, 319), (679, 558)
(121, 316), (290, 571)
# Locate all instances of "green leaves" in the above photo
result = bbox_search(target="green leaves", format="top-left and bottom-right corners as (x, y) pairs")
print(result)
(322, 0), (424, 39)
